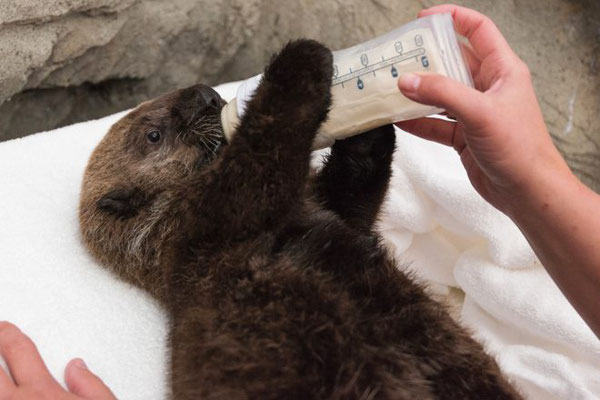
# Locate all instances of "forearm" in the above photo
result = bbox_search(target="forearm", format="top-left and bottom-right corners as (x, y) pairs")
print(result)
(507, 166), (600, 337)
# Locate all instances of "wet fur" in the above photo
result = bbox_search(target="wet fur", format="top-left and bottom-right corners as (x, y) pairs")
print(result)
(79, 40), (521, 399)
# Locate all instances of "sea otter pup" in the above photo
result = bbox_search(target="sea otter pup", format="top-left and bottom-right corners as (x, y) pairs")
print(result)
(79, 40), (521, 399)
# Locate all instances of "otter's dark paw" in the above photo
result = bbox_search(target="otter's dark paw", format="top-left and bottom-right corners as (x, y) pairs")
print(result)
(332, 124), (396, 163)
(315, 125), (396, 233)
(264, 39), (333, 107)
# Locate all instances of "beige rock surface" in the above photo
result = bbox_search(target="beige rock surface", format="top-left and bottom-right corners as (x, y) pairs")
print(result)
(0, 0), (598, 190)
(0, 0), (420, 140)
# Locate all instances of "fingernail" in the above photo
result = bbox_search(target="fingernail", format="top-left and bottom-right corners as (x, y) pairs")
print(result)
(73, 358), (88, 370)
(399, 73), (421, 92)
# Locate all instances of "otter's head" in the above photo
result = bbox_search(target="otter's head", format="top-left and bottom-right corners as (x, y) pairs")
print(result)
(78, 84), (226, 300)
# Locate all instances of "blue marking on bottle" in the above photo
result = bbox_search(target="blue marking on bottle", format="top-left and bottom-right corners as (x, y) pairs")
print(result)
(357, 78), (364, 90)
(421, 56), (429, 68)
(391, 65), (398, 77)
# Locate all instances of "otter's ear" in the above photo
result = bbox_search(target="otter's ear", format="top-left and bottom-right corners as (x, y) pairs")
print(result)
(97, 188), (145, 218)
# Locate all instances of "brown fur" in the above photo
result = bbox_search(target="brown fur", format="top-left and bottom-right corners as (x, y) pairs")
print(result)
(79, 40), (522, 399)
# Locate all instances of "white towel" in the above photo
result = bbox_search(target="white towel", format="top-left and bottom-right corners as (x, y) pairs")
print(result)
(0, 81), (238, 399)
(0, 80), (598, 399)
(380, 129), (600, 399)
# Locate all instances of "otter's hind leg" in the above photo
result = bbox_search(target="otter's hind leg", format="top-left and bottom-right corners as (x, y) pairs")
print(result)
(314, 125), (396, 234)
(196, 40), (333, 242)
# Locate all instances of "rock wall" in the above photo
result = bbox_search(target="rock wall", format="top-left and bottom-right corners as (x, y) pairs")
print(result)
(0, 0), (599, 191)
(0, 0), (420, 140)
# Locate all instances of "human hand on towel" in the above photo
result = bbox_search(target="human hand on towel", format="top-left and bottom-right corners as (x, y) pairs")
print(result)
(397, 4), (600, 338)
(0, 322), (116, 400)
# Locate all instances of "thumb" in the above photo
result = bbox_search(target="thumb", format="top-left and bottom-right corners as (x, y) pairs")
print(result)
(64, 358), (116, 400)
(398, 73), (489, 127)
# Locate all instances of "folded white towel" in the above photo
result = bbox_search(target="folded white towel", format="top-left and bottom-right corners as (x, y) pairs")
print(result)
(380, 129), (600, 399)
(1, 81), (598, 399)
(0, 110), (168, 399)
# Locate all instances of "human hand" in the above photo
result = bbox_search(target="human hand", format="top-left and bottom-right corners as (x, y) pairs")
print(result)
(396, 4), (573, 217)
(0, 321), (116, 400)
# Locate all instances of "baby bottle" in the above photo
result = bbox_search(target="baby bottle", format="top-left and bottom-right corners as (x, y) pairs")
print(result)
(220, 13), (473, 149)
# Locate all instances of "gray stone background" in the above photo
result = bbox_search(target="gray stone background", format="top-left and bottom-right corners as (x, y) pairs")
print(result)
(1, 0), (598, 192)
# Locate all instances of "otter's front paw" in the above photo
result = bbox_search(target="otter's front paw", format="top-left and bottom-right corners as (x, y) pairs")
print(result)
(264, 39), (333, 111)
(332, 124), (396, 163)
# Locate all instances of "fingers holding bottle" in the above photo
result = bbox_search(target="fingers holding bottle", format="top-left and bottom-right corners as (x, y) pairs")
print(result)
(397, 73), (492, 128)
(394, 5), (574, 214)
(419, 4), (514, 60)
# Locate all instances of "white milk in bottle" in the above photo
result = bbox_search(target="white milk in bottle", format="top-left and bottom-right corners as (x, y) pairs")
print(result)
(220, 13), (473, 149)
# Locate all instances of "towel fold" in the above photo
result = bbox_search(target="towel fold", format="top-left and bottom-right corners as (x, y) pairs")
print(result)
(380, 128), (600, 399)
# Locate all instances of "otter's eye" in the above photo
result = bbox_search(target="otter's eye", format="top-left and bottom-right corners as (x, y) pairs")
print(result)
(147, 130), (161, 144)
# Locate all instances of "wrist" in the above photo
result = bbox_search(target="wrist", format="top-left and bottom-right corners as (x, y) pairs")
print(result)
(504, 159), (581, 224)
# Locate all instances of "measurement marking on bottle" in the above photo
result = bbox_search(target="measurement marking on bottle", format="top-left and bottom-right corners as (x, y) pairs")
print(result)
(394, 41), (403, 54)
(357, 78), (364, 90)
(332, 48), (426, 87)
(361, 54), (369, 67)
(415, 34), (423, 47)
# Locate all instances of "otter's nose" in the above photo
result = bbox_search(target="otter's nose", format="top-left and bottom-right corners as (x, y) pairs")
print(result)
(198, 85), (223, 108)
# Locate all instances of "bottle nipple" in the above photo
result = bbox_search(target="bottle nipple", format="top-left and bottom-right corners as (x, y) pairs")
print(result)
(220, 99), (238, 143)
